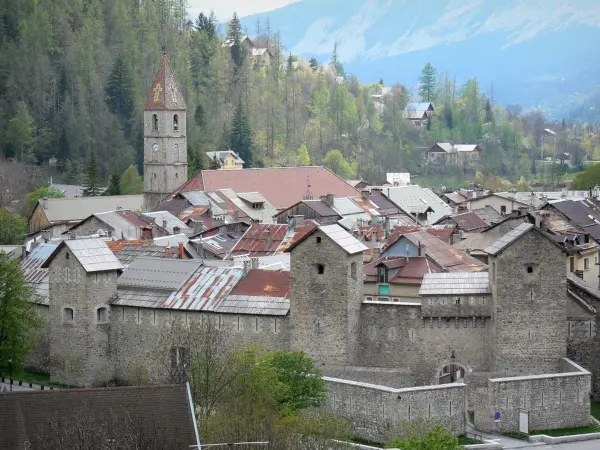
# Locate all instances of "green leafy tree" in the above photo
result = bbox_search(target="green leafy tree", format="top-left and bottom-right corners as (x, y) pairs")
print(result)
(230, 100), (253, 167)
(418, 63), (437, 103)
(298, 144), (310, 166)
(83, 151), (103, 196)
(0, 253), (43, 373)
(0, 208), (27, 244)
(209, 154), (221, 170)
(266, 350), (326, 411)
(26, 186), (66, 214)
(571, 163), (600, 189)
(105, 173), (121, 195)
(105, 56), (135, 136)
(119, 164), (143, 194)
(6, 102), (36, 163)
(390, 421), (462, 450)
(323, 149), (355, 179)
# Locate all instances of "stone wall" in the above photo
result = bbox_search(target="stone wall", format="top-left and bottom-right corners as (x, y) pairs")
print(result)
(421, 294), (492, 318)
(473, 358), (591, 433)
(70, 216), (114, 238)
(490, 230), (568, 373)
(324, 377), (465, 443)
(358, 302), (491, 385)
(47, 245), (118, 386)
(289, 228), (363, 365)
(25, 304), (51, 374)
(108, 307), (290, 384)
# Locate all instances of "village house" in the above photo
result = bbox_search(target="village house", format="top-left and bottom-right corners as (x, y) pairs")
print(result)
(222, 35), (272, 66)
(403, 102), (435, 126)
(426, 143), (481, 167)
(205, 150), (245, 169)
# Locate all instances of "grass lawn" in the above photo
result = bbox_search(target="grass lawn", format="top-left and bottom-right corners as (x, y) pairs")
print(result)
(458, 435), (483, 445)
(350, 436), (383, 447)
(531, 425), (600, 437)
(0, 368), (69, 389)
(591, 402), (600, 421)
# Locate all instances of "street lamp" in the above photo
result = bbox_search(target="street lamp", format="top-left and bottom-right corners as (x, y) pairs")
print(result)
(8, 357), (13, 392)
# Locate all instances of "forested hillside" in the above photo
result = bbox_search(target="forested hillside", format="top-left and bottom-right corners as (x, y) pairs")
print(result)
(1, 0), (599, 192)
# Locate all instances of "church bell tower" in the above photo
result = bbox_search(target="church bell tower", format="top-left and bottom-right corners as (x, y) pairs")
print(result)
(143, 54), (188, 211)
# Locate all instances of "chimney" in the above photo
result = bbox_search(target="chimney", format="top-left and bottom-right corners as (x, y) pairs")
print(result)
(361, 189), (369, 199)
(243, 260), (251, 276)
(320, 193), (334, 207)
(41, 197), (48, 210)
(166, 246), (172, 257)
(162, 220), (168, 229)
(384, 216), (390, 239)
(251, 257), (259, 269)
(265, 227), (272, 250)
(41, 229), (52, 242)
(219, 226), (226, 236)
(173, 226), (180, 234)
(193, 219), (204, 234)
(178, 242), (185, 259)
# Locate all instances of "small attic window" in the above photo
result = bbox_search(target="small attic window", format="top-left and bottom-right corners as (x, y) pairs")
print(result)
(317, 264), (324, 275)
(316, 237), (322, 244)
(65, 252), (69, 260)
(527, 266), (533, 274)
(63, 307), (74, 321)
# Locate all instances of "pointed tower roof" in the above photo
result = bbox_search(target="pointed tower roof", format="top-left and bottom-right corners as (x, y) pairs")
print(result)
(144, 54), (186, 110)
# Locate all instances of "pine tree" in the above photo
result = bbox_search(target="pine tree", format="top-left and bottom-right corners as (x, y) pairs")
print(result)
(105, 173), (121, 195)
(418, 63), (437, 103)
(6, 102), (36, 163)
(195, 12), (216, 39)
(209, 154), (221, 170)
(227, 12), (244, 69)
(105, 56), (135, 136)
(230, 100), (253, 167)
(83, 151), (103, 196)
(330, 43), (344, 77)
(485, 99), (494, 123)
(309, 57), (319, 71)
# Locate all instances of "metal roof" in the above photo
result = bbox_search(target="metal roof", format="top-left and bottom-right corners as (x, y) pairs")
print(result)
(338, 213), (372, 230)
(215, 295), (289, 316)
(21, 242), (58, 305)
(484, 223), (534, 255)
(232, 254), (291, 271)
(117, 257), (202, 290)
(42, 239), (123, 272)
(38, 195), (143, 223)
(163, 267), (243, 311)
(333, 197), (364, 216)
(93, 210), (143, 240)
(142, 211), (192, 235)
(419, 272), (491, 295)
(107, 241), (170, 266)
(384, 186), (452, 224)
(230, 223), (289, 257)
(180, 190), (211, 206)
(319, 224), (369, 255)
(472, 206), (503, 226)
(113, 288), (171, 308)
(237, 192), (267, 204)
(405, 102), (435, 111)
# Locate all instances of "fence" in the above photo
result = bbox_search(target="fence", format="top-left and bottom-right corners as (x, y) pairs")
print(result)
(1, 376), (55, 390)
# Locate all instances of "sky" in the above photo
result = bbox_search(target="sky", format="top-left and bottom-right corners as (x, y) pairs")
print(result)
(187, 0), (301, 21)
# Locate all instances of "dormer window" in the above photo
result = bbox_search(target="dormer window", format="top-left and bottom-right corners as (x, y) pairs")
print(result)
(173, 114), (179, 131)
(152, 114), (159, 131)
(252, 202), (264, 209)
(378, 266), (388, 284)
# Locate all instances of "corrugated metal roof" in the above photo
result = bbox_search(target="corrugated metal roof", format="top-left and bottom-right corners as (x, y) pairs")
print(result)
(42, 239), (123, 272)
(113, 288), (171, 308)
(320, 224), (368, 255)
(21, 242), (58, 305)
(484, 223), (534, 255)
(215, 295), (289, 316)
(117, 257), (202, 290)
(230, 223), (289, 257)
(472, 206), (503, 226)
(232, 254), (291, 271)
(164, 267), (243, 311)
(419, 272), (491, 295)
(180, 190), (211, 206)
(448, 211), (489, 231)
(337, 213), (371, 230)
(107, 241), (169, 266)
(94, 211), (142, 239)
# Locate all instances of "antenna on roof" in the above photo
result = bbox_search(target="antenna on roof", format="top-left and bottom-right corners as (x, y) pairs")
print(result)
(303, 176), (313, 200)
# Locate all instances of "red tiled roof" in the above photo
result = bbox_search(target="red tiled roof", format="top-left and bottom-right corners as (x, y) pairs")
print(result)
(230, 223), (289, 257)
(176, 167), (359, 210)
(144, 55), (186, 110)
(278, 221), (318, 253)
(107, 240), (147, 253)
(230, 269), (290, 299)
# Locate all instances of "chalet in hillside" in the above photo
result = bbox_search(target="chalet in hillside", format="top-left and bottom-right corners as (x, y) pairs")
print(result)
(427, 143), (481, 167)
(222, 35), (272, 66)
(206, 150), (244, 170)
(403, 102), (435, 126)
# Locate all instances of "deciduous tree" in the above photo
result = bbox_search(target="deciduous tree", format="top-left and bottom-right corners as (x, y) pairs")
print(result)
(119, 164), (143, 194)
(0, 208), (27, 245)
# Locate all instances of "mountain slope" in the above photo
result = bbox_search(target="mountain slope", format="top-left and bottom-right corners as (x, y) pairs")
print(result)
(242, 0), (600, 112)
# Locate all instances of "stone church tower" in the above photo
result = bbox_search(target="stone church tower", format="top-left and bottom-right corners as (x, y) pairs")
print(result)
(143, 54), (188, 211)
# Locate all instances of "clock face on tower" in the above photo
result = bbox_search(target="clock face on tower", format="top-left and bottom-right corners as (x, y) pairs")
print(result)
(152, 143), (158, 152)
